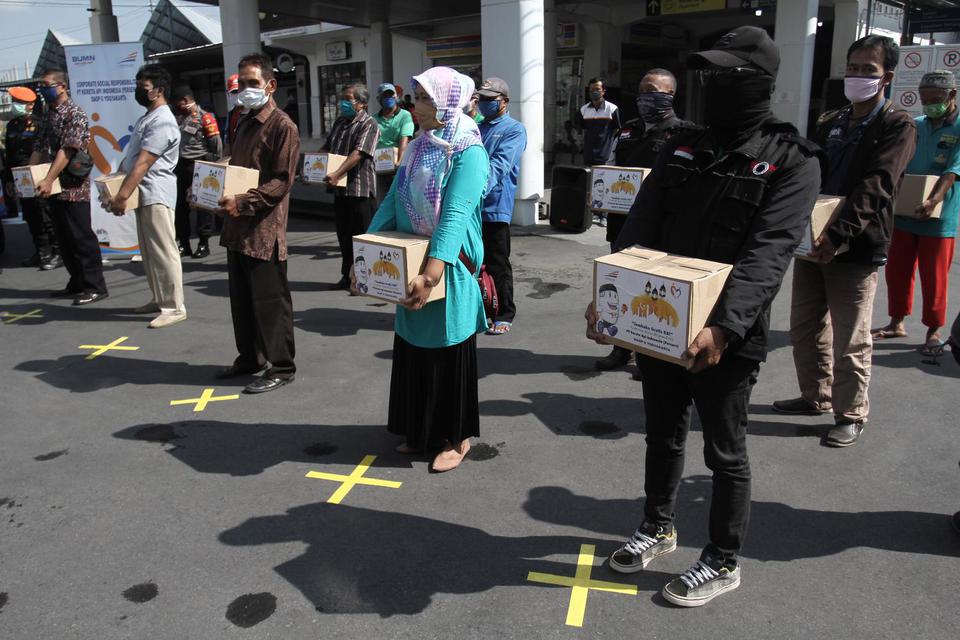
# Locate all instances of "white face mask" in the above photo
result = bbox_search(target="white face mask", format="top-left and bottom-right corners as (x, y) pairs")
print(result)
(844, 76), (883, 104)
(237, 87), (269, 109)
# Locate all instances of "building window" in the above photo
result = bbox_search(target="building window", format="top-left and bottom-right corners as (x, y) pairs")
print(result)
(318, 62), (366, 135)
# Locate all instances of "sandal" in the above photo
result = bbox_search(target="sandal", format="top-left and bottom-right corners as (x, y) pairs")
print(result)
(918, 338), (946, 357)
(871, 328), (907, 340)
(485, 321), (512, 336)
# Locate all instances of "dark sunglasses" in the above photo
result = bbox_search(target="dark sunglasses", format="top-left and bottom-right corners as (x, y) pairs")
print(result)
(697, 66), (762, 86)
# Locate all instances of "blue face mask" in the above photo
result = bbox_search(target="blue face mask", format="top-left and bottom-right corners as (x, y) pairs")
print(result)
(478, 99), (501, 118)
(340, 100), (357, 119)
(39, 85), (59, 104)
(380, 96), (397, 110)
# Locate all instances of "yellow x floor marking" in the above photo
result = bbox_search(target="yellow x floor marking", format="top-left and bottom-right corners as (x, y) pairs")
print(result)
(77, 336), (139, 359)
(2, 308), (43, 324)
(306, 455), (402, 504)
(170, 388), (240, 412)
(527, 543), (637, 628)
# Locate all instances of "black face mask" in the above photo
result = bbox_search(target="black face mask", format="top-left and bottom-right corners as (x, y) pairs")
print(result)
(134, 86), (153, 108)
(702, 72), (774, 134)
(636, 92), (675, 125)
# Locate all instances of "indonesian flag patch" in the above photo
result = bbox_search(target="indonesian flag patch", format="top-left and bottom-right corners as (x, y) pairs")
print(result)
(673, 146), (695, 160)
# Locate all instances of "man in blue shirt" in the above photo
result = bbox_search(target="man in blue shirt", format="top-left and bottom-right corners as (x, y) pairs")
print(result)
(477, 77), (527, 334)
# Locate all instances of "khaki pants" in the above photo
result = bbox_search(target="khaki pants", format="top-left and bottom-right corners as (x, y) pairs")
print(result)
(134, 203), (185, 314)
(789, 260), (878, 424)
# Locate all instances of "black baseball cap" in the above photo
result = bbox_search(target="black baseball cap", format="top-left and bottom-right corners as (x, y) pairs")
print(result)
(686, 26), (779, 77)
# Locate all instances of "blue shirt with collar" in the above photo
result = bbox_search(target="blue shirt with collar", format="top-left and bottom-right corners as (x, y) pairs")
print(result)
(478, 111), (527, 223)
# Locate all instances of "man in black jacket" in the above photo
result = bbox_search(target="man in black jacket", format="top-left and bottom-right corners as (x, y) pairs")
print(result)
(596, 67), (696, 372)
(773, 35), (916, 448)
(585, 26), (821, 607)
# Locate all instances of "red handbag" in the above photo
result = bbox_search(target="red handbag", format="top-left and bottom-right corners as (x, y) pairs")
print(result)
(459, 250), (499, 321)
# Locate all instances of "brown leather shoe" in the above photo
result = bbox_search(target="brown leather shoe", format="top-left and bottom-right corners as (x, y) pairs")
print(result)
(431, 439), (471, 472)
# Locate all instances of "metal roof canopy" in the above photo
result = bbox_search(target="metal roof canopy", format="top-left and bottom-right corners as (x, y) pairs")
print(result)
(141, 0), (223, 57)
(33, 29), (83, 79)
(188, 0), (481, 29)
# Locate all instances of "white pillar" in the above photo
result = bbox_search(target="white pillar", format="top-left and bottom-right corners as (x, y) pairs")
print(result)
(219, 0), (261, 83)
(544, 0), (557, 155)
(482, 0), (544, 227)
(771, 0), (818, 132)
(831, 0), (863, 78)
(367, 22), (394, 89)
(89, 0), (119, 43)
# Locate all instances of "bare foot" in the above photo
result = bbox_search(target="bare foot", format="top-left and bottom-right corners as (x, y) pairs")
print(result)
(431, 439), (471, 472)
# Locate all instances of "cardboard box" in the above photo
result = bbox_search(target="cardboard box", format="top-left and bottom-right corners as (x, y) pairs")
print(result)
(795, 196), (847, 260)
(94, 173), (140, 211)
(302, 152), (347, 187)
(12, 164), (60, 198)
(589, 166), (649, 214)
(190, 160), (260, 211)
(352, 231), (446, 305)
(593, 246), (732, 367)
(895, 174), (943, 219)
(374, 147), (399, 174)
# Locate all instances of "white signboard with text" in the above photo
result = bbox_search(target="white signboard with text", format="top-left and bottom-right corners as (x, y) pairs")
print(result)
(64, 42), (144, 255)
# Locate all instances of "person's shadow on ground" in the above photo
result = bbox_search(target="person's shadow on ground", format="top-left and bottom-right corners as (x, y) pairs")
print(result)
(16, 355), (225, 393)
(113, 420), (419, 475)
(522, 482), (960, 562)
(218, 502), (675, 617)
(294, 307), (395, 336)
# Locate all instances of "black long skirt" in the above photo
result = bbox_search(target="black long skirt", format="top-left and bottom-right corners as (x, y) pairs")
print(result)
(387, 333), (480, 449)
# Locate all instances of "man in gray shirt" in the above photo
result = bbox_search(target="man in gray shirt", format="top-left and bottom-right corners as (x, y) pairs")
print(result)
(106, 63), (185, 328)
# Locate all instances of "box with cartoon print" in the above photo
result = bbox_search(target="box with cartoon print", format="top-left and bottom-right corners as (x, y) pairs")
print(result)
(589, 166), (649, 214)
(593, 247), (732, 367)
(374, 147), (399, 174)
(352, 232), (446, 305)
(302, 152), (347, 186)
(12, 164), (60, 199)
(189, 160), (259, 211)
(895, 174), (943, 219)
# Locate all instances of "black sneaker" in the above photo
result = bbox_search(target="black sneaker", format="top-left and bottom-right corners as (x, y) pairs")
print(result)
(178, 241), (191, 258)
(772, 397), (831, 415)
(192, 242), (210, 259)
(609, 522), (677, 573)
(822, 421), (864, 448)
(662, 554), (740, 607)
(40, 254), (63, 271)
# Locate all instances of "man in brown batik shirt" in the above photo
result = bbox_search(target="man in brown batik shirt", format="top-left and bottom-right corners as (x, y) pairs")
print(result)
(215, 52), (300, 395)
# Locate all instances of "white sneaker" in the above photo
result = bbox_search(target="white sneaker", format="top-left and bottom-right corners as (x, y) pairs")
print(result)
(148, 312), (187, 329)
(134, 301), (160, 314)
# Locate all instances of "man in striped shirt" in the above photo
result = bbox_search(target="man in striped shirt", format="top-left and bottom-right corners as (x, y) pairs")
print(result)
(322, 83), (380, 290)
(577, 77), (621, 227)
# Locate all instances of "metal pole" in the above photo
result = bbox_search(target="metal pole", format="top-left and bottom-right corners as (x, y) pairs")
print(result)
(88, 0), (120, 43)
(865, 0), (873, 35)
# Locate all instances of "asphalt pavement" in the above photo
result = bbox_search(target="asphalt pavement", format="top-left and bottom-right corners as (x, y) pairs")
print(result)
(1, 215), (958, 639)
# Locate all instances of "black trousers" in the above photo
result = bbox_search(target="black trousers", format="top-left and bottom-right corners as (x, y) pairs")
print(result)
(481, 221), (516, 323)
(49, 199), (106, 294)
(175, 160), (213, 245)
(226, 248), (296, 379)
(334, 195), (374, 276)
(23, 197), (59, 256)
(637, 353), (759, 565)
(606, 212), (627, 247)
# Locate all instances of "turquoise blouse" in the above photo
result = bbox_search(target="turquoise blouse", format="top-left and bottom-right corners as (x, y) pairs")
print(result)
(367, 143), (490, 348)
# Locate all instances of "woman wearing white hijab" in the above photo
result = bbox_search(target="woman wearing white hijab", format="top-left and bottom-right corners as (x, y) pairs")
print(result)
(356, 67), (489, 472)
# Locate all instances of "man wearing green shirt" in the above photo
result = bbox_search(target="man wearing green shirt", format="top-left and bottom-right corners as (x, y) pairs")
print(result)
(373, 83), (415, 202)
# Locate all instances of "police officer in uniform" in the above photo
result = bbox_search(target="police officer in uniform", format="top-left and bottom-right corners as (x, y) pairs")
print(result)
(586, 27), (823, 607)
(3, 86), (60, 269)
(596, 68), (696, 372)
(171, 84), (223, 258)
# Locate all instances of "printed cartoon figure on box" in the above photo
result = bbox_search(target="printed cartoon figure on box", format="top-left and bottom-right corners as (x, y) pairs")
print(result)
(596, 283), (623, 337)
(354, 255), (369, 294)
(591, 175), (607, 210)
